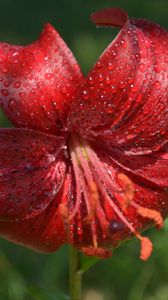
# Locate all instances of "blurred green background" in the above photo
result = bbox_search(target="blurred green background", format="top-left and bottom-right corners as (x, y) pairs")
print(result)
(0, 0), (168, 299)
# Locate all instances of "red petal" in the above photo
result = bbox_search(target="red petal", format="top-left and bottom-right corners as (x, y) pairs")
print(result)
(0, 24), (83, 134)
(0, 183), (66, 252)
(67, 8), (168, 151)
(0, 128), (66, 221)
(111, 143), (168, 188)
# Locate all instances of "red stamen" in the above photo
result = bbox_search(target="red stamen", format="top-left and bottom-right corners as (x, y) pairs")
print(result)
(68, 135), (160, 260)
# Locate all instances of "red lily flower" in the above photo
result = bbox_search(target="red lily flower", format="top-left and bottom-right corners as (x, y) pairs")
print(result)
(0, 8), (167, 261)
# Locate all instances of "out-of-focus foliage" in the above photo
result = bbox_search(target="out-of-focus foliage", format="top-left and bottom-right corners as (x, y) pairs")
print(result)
(0, 0), (168, 299)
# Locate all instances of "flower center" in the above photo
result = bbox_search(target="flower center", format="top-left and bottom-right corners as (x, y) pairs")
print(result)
(60, 134), (163, 260)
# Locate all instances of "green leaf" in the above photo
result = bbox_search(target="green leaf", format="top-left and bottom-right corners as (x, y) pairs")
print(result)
(80, 254), (100, 273)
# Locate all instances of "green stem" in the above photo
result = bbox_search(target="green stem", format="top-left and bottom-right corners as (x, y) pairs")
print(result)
(69, 246), (82, 300)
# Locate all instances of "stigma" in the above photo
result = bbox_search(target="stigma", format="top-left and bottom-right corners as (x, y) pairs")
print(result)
(60, 134), (164, 260)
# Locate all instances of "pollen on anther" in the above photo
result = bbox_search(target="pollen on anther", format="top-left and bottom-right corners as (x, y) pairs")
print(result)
(137, 206), (164, 229)
(138, 236), (153, 261)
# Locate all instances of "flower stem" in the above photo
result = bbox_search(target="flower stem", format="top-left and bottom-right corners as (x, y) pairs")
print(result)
(69, 246), (82, 300)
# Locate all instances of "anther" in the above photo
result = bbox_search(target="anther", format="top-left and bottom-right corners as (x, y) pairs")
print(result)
(136, 233), (153, 261)
(136, 206), (163, 229)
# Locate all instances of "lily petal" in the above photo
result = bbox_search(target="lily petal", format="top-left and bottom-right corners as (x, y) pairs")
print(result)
(0, 183), (66, 252)
(0, 24), (83, 134)
(111, 143), (168, 189)
(68, 8), (168, 152)
(0, 128), (66, 221)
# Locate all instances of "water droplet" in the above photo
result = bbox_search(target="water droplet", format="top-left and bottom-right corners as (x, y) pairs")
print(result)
(45, 73), (53, 80)
(106, 104), (113, 113)
(121, 39), (127, 49)
(105, 77), (111, 85)
(119, 81), (125, 89)
(111, 85), (117, 94)
(1, 89), (9, 96)
(61, 86), (67, 94)
(82, 90), (89, 100)
(8, 98), (16, 111)
(4, 81), (10, 87)
(13, 81), (21, 88)
(154, 81), (161, 90)
(19, 92), (26, 99)
(88, 76), (94, 85)
(154, 63), (161, 73)
(107, 62), (114, 71)
(130, 84), (138, 92)
(97, 61), (102, 68)
(139, 63), (146, 73)
(98, 74), (104, 82)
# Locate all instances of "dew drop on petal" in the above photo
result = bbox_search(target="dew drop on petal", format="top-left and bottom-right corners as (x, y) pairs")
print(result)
(139, 63), (146, 73)
(97, 61), (102, 68)
(107, 62), (114, 70)
(8, 98), (16, 111)
(88, 76), (94, 86)
(82, 90), (89, 100)
(98, 74), (104, 82)
(1, 89), (9, 96)
(105, 77), (111, 85)
(61, 86), (67, 94)
(13, 81), (21, 89)
(130, 84), (138, 92)
(4, 81), (10, 87)
(154, 81), (161, 90)
(45, 73), (53, 80)
(111, 85), (117, 94)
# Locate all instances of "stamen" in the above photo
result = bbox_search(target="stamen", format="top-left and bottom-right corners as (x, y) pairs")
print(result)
(91, 167), (154, 260)
(74, 160), (99, 248)
(68, 134), (160, 260)
(117, 173), (163, 229)
(135, 205), (163, 229)
(136, 234), (153, 261)
(68, 145), (82, 220)
(69, 136), (100, 248)
(82, 246), (112, 258)
(81, 138), (118, 191)
(88, 181), (99, 209)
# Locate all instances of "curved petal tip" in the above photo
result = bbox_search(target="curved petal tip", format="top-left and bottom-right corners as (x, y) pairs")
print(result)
(90, 7), (128, 28)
